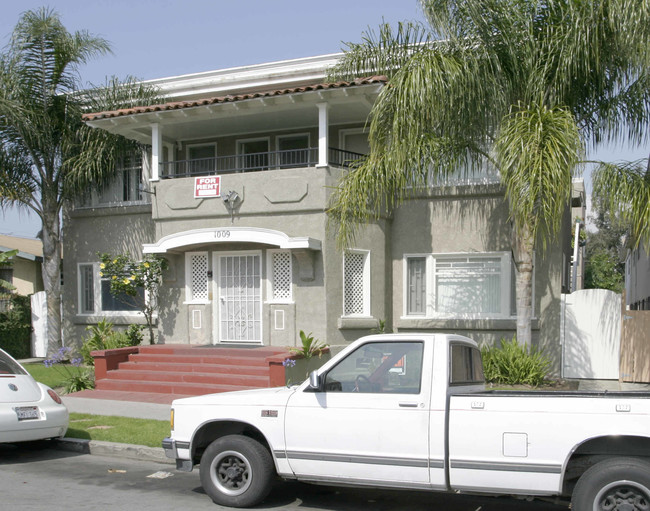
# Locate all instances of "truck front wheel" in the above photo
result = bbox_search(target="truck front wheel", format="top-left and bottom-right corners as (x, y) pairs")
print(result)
(572, 457), (650, 511)
(200, 435), (274, 508)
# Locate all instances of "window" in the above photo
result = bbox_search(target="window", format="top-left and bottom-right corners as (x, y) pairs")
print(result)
(449, 344), (484, 385)
(79, 264), (95, 314)
(185, 252), (209, 303)
(268, 250), (292, 302)
(237, 138), (269, 171)
(323, 341), (424, 394)
(404, 252), (517, 318)
(97, 153), (144, 205)
(406, 257), (426, 315)
(277, 134), (310, 167)
(78, 263), (143, 315)
(343, 250), (370, 316)
(187, 144), (217, 175)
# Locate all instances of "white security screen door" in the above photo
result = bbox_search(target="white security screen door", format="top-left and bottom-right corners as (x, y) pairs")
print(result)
(217, 253), (262, 343)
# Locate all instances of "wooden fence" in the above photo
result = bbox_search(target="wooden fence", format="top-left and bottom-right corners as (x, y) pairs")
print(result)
(619, 294), (650, 383)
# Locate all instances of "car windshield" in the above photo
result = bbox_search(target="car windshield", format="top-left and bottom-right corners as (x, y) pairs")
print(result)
(0, 351), (28, 376)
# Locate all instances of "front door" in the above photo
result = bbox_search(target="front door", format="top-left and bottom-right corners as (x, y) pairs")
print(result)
(215, 252), (262, 344)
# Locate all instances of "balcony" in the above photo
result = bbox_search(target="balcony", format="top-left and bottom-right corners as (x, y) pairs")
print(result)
(160, 147), (365, 179)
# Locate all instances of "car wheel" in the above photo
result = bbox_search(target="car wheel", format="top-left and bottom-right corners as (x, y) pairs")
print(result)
(200, 435), (274, 508)
(572, 457), (650, 511)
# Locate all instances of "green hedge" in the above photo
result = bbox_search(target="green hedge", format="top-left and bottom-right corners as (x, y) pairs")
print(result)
(0, 295), (32, 359)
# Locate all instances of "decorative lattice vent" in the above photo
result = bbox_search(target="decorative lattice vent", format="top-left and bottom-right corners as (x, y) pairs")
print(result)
(272, 252), (292, 300)
(344, 251), (366, 315)
(190, 253), (208, 301)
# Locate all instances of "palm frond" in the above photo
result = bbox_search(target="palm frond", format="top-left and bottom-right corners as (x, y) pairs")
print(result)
(593, 159), (650, 250)
(329, 21), (432, 81)
(495, 104), (583, 251)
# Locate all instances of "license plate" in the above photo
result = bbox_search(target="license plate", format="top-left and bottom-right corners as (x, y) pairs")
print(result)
(15, 406), (39, 421)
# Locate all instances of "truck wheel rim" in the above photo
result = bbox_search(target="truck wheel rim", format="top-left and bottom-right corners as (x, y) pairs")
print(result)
(210, 450), (252, 496)
(594, 480), (650, 511)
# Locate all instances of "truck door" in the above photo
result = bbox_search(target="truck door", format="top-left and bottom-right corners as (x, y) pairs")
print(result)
(284, 340), (442, 489)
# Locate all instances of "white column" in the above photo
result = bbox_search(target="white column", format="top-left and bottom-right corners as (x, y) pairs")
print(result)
(150, 123), (162, 181)
(317, 103), (329, 167)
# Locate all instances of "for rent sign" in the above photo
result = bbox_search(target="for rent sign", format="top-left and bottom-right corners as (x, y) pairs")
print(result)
(194, 176), (221, 198)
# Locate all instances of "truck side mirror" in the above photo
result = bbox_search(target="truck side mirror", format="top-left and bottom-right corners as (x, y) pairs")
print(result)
(308, 370), (320, 390)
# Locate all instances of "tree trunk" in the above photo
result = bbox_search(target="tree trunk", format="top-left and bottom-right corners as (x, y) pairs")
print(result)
(40, 199), (62, 357)
(511, 222), (534, 346)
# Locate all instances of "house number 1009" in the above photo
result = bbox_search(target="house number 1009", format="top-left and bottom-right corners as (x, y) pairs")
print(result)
(214, 230), (231, 239)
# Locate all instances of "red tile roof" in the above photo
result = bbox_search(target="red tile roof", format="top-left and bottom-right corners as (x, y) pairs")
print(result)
(83, 76), (388, 121)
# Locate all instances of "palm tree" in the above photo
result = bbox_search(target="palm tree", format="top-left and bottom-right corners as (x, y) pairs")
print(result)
(328, 0), (650, 345)
(0, 8), (161, 355)
(593, 158), (650, 253)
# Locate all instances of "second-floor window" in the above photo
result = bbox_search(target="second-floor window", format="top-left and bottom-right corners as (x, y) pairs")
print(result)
(97, 153), (143, 205)
(187, 144), (217, 175)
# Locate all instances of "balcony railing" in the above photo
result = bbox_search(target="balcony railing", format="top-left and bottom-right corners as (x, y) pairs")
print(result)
(160, 147), (366, 179)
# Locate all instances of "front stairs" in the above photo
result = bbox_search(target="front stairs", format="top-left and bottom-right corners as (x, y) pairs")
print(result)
(87, 344), (291, 402)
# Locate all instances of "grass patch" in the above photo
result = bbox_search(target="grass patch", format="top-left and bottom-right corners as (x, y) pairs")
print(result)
(66, 413), (170, 448)
(23, 362), (87, 390)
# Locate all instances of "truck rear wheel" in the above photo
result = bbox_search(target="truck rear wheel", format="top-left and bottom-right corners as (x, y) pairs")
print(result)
(199, 435), (274, 508)
(572, 457), (650, 511)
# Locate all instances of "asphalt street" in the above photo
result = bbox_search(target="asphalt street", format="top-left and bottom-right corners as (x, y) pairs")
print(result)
(0, 442), (570, 511)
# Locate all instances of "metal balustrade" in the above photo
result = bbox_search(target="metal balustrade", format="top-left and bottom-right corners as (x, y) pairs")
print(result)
(160, 147), (366, 179)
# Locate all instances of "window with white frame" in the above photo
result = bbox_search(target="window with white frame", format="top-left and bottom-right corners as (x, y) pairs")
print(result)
(343, 250), (370, 316)
(404, 252), (519, 318)
(185, 252), (209, 303)
(187, 143), (217, 175)
(268, 250), (292, 302)
(97, 153), (143, 205)
(78, 263), (143, 315)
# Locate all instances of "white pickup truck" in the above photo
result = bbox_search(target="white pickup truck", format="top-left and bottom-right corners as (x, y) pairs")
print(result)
(163, 333), (650, 510)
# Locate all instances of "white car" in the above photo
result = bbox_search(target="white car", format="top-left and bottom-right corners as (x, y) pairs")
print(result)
(0, 349), (68, 443)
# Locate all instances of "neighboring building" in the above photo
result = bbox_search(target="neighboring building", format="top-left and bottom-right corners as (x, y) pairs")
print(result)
(626, 244), (650, 310)
(63, 53), (574, 371)
(569, 178), (586, 292)
(0, 234), (44, 297)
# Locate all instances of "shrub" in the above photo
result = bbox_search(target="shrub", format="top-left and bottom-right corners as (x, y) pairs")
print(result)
(0, 295), (32, 359)
(289, 330), (329, 359)
(481, 337), (551, 387)
(80, 320), (140, 366)
(43, 346), (94, 393)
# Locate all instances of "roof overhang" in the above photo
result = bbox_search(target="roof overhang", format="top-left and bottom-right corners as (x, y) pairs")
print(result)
(142, 227), (321, 254)
(83, 77), (386, 144)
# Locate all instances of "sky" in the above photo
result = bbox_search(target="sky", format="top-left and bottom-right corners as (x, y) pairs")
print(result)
(0, 0), (647, 237)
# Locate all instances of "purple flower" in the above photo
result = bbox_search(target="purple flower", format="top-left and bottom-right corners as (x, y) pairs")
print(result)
(283, 358), (296, 368)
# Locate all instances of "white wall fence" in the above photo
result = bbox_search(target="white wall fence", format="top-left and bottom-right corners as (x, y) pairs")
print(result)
(561, 289), (621, 380)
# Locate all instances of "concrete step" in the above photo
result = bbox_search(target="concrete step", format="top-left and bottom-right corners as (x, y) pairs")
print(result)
(117, 360), (269, 376)
(128, 353), (273, 366)
(104, 369), (270, 387)
(95, 378), (256, 396)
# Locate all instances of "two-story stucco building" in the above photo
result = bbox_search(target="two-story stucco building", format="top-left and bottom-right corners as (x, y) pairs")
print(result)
(63, 53), (575, 370)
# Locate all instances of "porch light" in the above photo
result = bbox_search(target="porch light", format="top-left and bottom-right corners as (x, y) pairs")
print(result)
(223, 190), (241, 223)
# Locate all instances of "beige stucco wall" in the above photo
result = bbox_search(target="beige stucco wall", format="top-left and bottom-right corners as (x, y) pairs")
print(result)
(11, 258), (43, 295)
(63, 168), (567, 373)
(62, 204), (155, 347)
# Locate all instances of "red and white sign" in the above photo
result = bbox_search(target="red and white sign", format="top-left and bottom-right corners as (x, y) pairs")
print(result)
(194, 176), (221, 198)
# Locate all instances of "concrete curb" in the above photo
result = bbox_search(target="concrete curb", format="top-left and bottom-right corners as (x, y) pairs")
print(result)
(55, 437), (174, 465)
